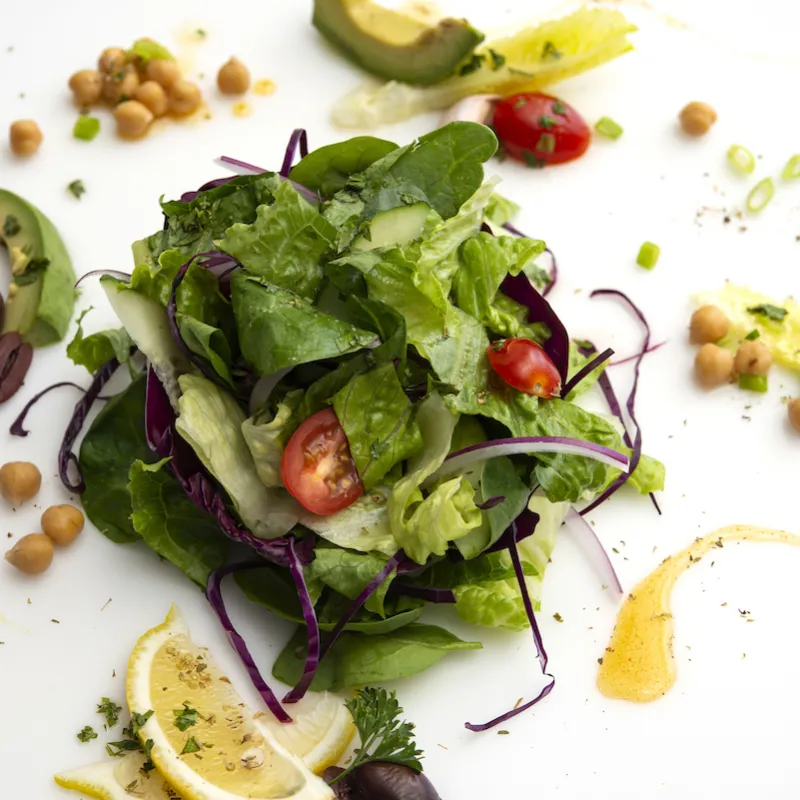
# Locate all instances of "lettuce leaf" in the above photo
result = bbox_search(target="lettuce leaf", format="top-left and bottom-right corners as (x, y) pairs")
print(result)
(67, 309), (133, 375)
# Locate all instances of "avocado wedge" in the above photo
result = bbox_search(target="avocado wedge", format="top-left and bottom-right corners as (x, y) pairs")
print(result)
(313, 0), (484, 86)
(1, 189), (76, 346)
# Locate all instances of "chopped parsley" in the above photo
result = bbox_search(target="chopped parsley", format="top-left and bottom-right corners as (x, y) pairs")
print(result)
(107, 710), (155, 771)
(522, 151), (546, 169)
(67, 180), (86, 200)
(747, 303), (788, 322)
(173, 703), (199, 732)
(458, 53), (485, 76)
(3, 214), (21, 238)
(552, 99), (567, 116)
(97, 697), (122, 729)
(745, 329), (760, 341)
(77, 726), (98, 742)
(181, 736), (202, 755)
(538, 115), (557, 130)
(536, 133), (556, 154)
(513, 97), (527, 110)
(487, 48), (506, 70)
(541, 40), (563, 61)
(553, 612), (564, 623)
(196, 28), (207, 38)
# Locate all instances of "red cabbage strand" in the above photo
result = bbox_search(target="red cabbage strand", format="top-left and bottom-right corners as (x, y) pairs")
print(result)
(610, 340), (666, 367)
(10, 382), (89, 437)
(562, 347), (614, 398)
(280, 128), (309, 177)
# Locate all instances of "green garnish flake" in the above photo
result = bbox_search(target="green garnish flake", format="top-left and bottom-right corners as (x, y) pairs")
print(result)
(746, 177), (774, 212)
(541, 40), (563, 61)
(181, 736), (202, 755)
(536, 133), (555, 154)
(127, 38), (173, 64)
(738, 373), (768, 393)
(513, 98), (527, 109)
(73, 115), (100, 142)
(636, 241), (660, 270)
(107, 710), (154, 766)
(744, 329), (760, 341)
(487, 48), (506, 70)
(195, 28), (207, 38)
(173, 703), (199, 731)
(747, 303), (788, 322)
(594, 116), (623, 140)
(3, 214), (21, 238)
(782, 154), (800, 180)
(522, 151), (546, 169)
(538, 115), (556, 130)
(77, 726), (98, 743)
(552, 99), (567, 116)
(97, 697), (123, 729)
(727, 144), (755, 175)
(553, 612), (564, 622)
(68, 180), (86, 200)
(458, 53), (485, 76)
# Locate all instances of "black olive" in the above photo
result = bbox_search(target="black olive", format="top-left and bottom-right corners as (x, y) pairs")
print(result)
(324, 767), (355, 799)
(349, 762), (442, 800)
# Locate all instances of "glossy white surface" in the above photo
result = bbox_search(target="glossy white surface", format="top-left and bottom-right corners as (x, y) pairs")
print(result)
(2, 1), (800, 797)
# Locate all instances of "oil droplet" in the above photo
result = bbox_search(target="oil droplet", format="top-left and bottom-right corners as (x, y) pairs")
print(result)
(597, 525), (800, 702)
(253, 79), (276, 96)
(232, 101), (252, 118)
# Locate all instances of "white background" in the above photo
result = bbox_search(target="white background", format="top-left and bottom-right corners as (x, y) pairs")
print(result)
(2, 1), (800, 797)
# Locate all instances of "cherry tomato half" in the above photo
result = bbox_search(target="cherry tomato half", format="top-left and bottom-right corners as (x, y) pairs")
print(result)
(492, 92), (590, 167)
(281, 408), (364, 515)
(487, 338), (562, 398)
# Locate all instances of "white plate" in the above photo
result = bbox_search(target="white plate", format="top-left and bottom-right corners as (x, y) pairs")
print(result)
(3, 1), (800, 797)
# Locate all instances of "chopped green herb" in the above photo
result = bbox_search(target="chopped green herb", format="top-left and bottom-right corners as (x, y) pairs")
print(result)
(181, 736), (202, 755)
(746, 177), (774, 212)
(738, 373), (768, 393)
(3, 214), (21, 238)
(173, 703), (199, 732)
(782, 154), (800, 180)
(744, 329), (760, 341)
(536, 133), (555, 154)
(195, 28), (207, 38)
(67, 180), (86, 200)
(538, 115), (556, 130)
(51, 618), (60, 623)
(73, 115), (101, 142)
(513, 97), (527, 110)
(541, 41), (563, 60)
(522, 151), (546, 169)
(552, 99), (567, 116)
(747, 303), (787, 322)
(553, 612), (564, 622)
(487, 49), (506, 70)
(727, 144), (755, 175)
(97, 697), (123, 729)
(497, 730), (510, 735)
(594, 116), (623, 140)
(77, 726), (98, 742)
(107, 710), (154, 761)
(459, 53), (485, 76)
(636, 241), (660, 270)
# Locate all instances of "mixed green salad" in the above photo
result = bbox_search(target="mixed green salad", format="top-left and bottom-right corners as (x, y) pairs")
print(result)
(28, 121), (664, 729)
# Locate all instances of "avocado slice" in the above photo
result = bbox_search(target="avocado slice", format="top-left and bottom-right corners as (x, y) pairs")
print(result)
(1, 189), (76, 346)
(313, 0), (484, 86)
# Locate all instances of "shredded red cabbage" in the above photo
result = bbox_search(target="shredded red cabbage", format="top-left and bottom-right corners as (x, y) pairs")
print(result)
(283, 537), (321, 704)
(609, 340), (666, 367)
(501, 272), (569, 385)
(219, 155), (267, 173)
(562, 347), (614, 398)
(466, 520), (555, 731)
(564, 508), (623, 595)
(477, 495), (505, 510)
(280, 128), (309, 177)
(206, 562), (292, 723)
(75, 269), (131, 288)
(485, 505), (540, 553)
(391, 584), (456, 604)
(10, 382), (88, 437)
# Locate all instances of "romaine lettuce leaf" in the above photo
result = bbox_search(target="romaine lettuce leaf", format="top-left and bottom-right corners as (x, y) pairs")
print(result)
(175, 373), (299, 538)
(67, 309), (133, 375)
(485, 192), (520, 228)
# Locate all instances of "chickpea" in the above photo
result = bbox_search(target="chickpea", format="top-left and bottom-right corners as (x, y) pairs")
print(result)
(0, 462), (42, 505)
(134, 80), (168, 117)
(102, 65), (139, 105)
(217, 57), (251, 95)
(734, 340), (771, 376)
(145, 57), (181, 89)
(9, 120), (43, 156)
(694, 343), (733, 389)
(114, 100), (154, 138)
(788, 398), (800, 433)
(98, 46), (128, 74)
(169, 80), (202, 115)
(690, 305), (730, 344)
(68, 69), (103, 107)
(42, 505), (85, 547)
(679, 101), (717, 137)
(5, 534), (54, 575)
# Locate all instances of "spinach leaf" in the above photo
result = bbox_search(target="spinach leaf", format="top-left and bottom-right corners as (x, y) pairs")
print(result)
(231, 273), (376, 375)
(289, 136), (398, 198)
(78, 374), (156, 544)
(128, 459), (229, 586)
(272, 624), (481, 691)
(219, 182), (336, 301)
(333, 364), (422, 489)
(67, 309), (133, 375)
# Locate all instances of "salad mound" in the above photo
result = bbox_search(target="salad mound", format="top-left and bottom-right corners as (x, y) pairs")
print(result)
(57, 122), (664, 728)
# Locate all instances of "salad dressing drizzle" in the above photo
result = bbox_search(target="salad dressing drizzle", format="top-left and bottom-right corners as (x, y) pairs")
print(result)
(597, 525), (800, 702)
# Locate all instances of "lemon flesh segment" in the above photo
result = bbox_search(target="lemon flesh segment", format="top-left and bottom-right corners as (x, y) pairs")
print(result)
(255, 692), (357, 775)
(55, 753), (183, 800)
(127, 605), (333, 800)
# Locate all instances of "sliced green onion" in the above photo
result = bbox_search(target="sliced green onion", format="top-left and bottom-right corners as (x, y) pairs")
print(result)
(536, 133), (556, 154)
(781, 154), (800, 180)
(636, 241), (660, 270)
(738, 373), (768, 392)
(744, 329), (760, 341)
(746, 177), (774, 213)
(726, 144), (755, 175)
(73, 115), (100, 142)
(594, 116), (623, 140)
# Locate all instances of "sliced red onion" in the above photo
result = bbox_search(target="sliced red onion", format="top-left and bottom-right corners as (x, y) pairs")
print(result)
(206, 562), (292, 723)
(249, 367), (292, 416)
(485, 505), (539, 553)
(280, 128), (309, 177)
(10, 382), (87, 437)
(440, 94), (499, 126)
(75, 269), (131, 288)
(562, 347), (614, 398)
(429, 437), (629, 487)
(564, 508), (623, 595)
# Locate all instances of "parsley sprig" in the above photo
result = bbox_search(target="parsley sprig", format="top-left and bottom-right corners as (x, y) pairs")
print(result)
(107, 710), (155, 772)
(332, 688), (422, 784)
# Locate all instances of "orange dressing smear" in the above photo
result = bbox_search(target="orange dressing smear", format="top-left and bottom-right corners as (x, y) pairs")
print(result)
(597, 525), (800, 702)
(232, 101), (252, 117)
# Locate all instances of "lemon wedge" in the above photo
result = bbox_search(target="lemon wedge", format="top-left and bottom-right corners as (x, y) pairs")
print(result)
(55, 753), (182, 799)
(255, 692), (356, 776)
(126, 605), (333, 800)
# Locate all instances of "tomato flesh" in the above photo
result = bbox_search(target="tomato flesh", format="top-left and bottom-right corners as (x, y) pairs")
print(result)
(492, 92), (590, 166)
(281, 408), (364, 515)
(487, 338), (562, 398)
